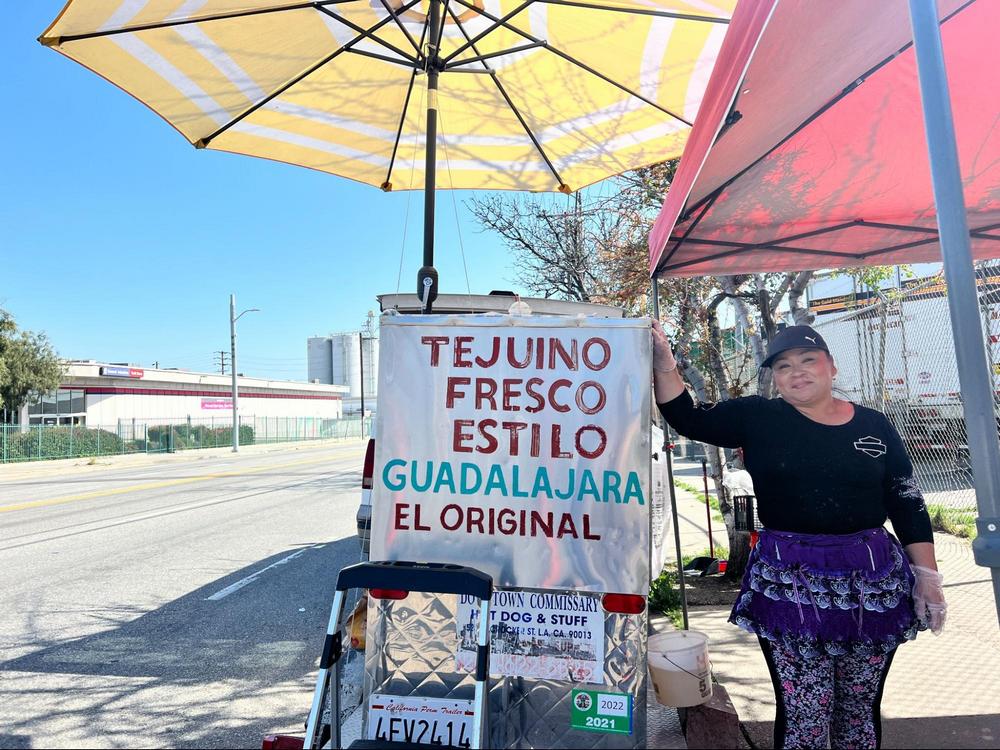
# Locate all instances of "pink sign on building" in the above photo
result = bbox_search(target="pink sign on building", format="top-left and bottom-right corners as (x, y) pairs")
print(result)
(201, 398), (233, 410)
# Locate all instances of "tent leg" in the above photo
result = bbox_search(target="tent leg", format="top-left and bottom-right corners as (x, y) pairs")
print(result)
(418, 0), (442, 314)
(908, 0), (1000, 625)
(652, 277), (689, 629)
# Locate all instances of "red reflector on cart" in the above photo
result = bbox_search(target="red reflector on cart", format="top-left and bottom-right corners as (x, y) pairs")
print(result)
(261, 735), (304, 750)
(362, 439), (376, 489)
(369, 588), (408, 600)
(602, 593), (645, 614)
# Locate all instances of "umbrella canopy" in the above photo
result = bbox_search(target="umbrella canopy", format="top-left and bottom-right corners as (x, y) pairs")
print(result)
(41, 0), (735, 193)
(648, 0), (1000, 277)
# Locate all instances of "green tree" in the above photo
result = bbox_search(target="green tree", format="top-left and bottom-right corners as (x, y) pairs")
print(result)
(0, 309), (63, 420)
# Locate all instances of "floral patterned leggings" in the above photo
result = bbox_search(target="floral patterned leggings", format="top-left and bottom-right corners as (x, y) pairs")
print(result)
(759, 638), (897, 749)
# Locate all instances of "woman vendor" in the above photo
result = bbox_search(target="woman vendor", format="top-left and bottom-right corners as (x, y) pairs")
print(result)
(652, 321), (947, 749)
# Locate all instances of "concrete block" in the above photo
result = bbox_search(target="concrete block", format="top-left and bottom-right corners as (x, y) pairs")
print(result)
(682, 683), (740, 749)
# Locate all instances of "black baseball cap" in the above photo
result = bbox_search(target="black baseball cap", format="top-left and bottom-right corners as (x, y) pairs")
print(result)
(762, 325), (830, 368)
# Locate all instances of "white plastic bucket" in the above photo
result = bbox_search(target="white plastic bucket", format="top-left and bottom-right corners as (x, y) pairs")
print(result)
(647, 630), (712, 707)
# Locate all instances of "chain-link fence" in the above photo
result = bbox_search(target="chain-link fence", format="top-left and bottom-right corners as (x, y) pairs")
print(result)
(813, 265), (1000, 539)
(0, 414), (373, 463)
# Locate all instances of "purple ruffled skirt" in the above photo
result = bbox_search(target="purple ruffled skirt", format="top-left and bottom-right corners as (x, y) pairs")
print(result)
(729, 527), (922, 658)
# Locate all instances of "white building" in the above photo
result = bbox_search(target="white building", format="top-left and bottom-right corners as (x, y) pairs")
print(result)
(23, 361), (347, 427)
(307, 332), (378, 415)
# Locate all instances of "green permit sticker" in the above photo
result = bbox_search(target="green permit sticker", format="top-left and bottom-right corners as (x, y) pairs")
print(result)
(570, 688), (632, 735)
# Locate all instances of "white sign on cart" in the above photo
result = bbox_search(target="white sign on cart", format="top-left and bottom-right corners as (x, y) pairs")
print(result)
(370, 314), (651, 594)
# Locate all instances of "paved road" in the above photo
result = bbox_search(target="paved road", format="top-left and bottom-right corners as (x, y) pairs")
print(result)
(0, 442), (368, 749)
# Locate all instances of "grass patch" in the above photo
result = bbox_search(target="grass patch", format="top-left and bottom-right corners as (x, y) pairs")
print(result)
(683, 545), (729, 564)
(927, 503), (977, 539)
(649, 567), (684, 628)
(673, 478), (725, 523)
(649, 546), (731, 628)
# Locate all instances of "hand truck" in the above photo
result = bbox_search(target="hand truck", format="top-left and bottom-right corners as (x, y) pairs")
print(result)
(303, 560), (493, 749)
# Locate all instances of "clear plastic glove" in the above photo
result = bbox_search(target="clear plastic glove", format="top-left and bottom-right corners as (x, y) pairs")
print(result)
(651, 320), (678, 372)
(911, 564), (947, 635)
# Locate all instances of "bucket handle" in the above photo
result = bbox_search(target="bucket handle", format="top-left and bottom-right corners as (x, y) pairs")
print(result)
(654, 654), (713, 682)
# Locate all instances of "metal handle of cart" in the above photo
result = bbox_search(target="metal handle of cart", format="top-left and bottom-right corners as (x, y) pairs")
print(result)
(304, 561), (494, 750)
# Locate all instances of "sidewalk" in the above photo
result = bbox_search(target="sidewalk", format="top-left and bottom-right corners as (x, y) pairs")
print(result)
(668, 456), (1000, 749)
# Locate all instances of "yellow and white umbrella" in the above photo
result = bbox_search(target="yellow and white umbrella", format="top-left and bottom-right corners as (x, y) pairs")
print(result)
(40, 0), (734, 303)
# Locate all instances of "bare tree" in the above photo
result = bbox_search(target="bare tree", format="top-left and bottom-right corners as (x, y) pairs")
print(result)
(468, 193), (601, 303)
(470, 163), (911, 579)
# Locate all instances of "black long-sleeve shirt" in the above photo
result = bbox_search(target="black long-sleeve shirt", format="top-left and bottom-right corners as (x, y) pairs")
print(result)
(659, 390), (933, 546)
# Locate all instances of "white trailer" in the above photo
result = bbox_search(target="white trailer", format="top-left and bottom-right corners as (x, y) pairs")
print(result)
(812, 289), (1000, 455)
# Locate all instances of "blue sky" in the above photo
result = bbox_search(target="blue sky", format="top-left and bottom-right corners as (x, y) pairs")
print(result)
(1, 3), (557, 381)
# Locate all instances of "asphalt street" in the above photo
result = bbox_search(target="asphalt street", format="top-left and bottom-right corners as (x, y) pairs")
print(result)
(0, 442), (369, 749)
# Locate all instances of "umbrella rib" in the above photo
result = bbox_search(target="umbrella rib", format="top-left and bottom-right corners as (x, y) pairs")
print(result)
(384, 22), (430, 190)
(196, 0), (423, 148)
(446, 42), (546, 69)
(435, 0), (454, 53)
(315, 6), (419, 65)
(440, 0), (536, 65)
(449, 0), (692, 126)
(535, 0), (730, 23)
(40, 0), (360, 45)
(375, 0), (425, 59)
(346, 48), (421, 68)
(446, 5), (568, 190)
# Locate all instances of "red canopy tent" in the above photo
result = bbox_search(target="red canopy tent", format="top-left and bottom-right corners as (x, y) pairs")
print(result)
(649, 0), (998, 277)
(648, 0), (1000, 621)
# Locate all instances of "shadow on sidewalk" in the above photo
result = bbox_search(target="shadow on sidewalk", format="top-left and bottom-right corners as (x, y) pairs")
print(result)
(741, 713), (1000, 749)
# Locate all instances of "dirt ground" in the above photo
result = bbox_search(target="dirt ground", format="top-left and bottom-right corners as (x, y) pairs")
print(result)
(678, 572), (744, 607)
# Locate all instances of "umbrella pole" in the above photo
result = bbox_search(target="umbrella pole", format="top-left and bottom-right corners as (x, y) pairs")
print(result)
(652, 277), (689, 629)
(908, 0), (1000, 624)
(419, 0), (442, 314)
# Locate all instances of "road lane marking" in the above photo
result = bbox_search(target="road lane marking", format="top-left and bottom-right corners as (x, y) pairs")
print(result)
(204, 546), (318, 601)
(0, 454), (357, 514)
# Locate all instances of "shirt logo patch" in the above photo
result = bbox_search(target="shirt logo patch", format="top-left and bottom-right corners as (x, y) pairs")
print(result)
(854, 436), (887, 458)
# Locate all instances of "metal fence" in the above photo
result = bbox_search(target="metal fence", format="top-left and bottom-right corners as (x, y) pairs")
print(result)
(812, 265), (1000, 539)
(0, 414), (373, 463)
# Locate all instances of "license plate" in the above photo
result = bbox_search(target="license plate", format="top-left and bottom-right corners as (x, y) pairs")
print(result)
(367, 694), (475, 747)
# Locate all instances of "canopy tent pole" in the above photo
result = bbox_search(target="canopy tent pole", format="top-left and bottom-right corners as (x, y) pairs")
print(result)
(651, 278), (690, 629)
(908, 0), (1000, 624)
(419, 0), (443, 313)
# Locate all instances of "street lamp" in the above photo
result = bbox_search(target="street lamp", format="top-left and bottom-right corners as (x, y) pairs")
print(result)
(359, 311), (377, 439)
(230, 293), (260, 452)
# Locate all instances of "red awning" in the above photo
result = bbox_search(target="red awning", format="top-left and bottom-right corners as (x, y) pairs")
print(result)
(649, 0), (1000, 278)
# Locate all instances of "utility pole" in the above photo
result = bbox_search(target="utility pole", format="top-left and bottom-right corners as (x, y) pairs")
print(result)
(359, 311), (377, 439)
(230, 296), (238, 451)
(230, 294), (260, 452)
(359, 331), (365, 438)
(214, 350), (229, 375)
